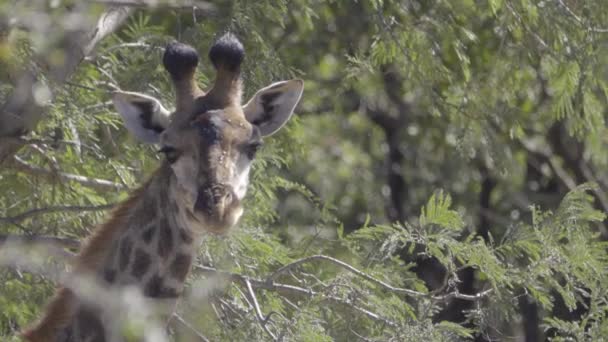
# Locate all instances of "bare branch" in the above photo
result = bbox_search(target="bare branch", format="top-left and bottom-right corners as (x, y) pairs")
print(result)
(270, 255), (493, 302)
(195, 265), (400, 328)
(10, 156), (126, 191)
(91, 0), (215, 11)
(269, 255), (427, 298)
(92, 42), (162, 59)
(1, 136), (100, 153)
(172, 313), (211, 342)
(437, 289), (494, 302)
(0, 203), (115, 223)
(518, 138), (577, 191)
(244, 279), (277, 341)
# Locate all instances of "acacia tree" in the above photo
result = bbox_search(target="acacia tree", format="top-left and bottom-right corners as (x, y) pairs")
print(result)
(1, 1), (608, 341)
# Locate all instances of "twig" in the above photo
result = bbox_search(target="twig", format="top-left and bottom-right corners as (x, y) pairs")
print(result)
(11, 156), (126, 192)
(195, 265), (400, 327)
(579, 163), (608, 216)
(436, 289), (494, 301)
(1, 136), (99, 152)
(205, 255), (494, 304)
(172, 313), (210, 342)
(65, 81), (103, 93)
(556, 0), (608, 33)
(518, 138), (577, 191)
(97, 42), (161, 56)
(269, 255), (428, 298)
(91, 0), (215, 11)
(0, 203), (115, 223)
(244, 279), (277, 341)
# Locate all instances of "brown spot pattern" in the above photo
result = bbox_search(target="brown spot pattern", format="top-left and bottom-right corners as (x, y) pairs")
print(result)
(118, 237), (133, 272)
(103, 268), (116, 284)
(144, 274), (179, 298)
(132, 248), (151, 280)
(170, 253), (192, 281)
(170, 200), (180, 214)
(76, 307), (105, 342)
(158, 218), (173, 258)
(179, 228), (194, 244)
(142, 226), (155, 243)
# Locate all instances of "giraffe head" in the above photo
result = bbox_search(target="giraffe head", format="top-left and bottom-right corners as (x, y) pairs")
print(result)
(112, 33), (303, 234)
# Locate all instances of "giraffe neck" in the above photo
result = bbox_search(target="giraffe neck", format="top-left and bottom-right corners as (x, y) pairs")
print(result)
(104, 162), (202, 295)
(56, 164), (205, 342)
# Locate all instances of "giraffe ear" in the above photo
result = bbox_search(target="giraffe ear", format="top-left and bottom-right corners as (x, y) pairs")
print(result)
(112, 91), (171, 144)
(243, 79), (303, 137)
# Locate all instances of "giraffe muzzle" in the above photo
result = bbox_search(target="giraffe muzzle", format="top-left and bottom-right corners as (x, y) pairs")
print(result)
(194, 184), (237, 218)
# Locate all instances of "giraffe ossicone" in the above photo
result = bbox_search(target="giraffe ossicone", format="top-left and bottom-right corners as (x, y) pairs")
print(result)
(22, 33), (303, 342)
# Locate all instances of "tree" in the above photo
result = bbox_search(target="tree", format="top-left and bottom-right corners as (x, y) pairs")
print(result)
(1, 0), (608, 340)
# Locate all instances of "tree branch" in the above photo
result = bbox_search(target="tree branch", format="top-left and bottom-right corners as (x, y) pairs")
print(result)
(0, 6), (133, 165)
(194, 264), (400, 328)
(172, 313), (211, 342)
(268, 255), (492, 302)
(91, 0), (215, 11)
(244, 279), (277, 341)
(10, 156), (126, 191)
(0, 203), (115, 224)
(555, 0), (608, 33)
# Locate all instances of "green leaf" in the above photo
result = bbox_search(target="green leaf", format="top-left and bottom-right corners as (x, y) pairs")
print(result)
(419, 190), (464, 231)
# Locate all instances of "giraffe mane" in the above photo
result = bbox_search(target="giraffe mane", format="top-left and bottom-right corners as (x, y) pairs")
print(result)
(20, 171), (157, 342)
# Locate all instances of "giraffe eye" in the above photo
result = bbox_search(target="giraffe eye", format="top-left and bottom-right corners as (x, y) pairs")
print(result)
(158, 146), (181, 164)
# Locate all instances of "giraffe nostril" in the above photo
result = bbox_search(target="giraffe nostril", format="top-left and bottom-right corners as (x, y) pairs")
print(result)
(225, 190), (234, 202)
(194, 184), (236, 213)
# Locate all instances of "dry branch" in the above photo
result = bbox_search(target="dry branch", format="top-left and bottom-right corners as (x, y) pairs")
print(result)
(245, 279), (278, 340)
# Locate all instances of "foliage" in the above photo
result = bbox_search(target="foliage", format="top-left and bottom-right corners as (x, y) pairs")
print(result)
(1, 0), (608, 341)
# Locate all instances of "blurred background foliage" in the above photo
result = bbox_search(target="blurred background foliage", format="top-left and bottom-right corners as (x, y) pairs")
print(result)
(1, 0), (608, 341)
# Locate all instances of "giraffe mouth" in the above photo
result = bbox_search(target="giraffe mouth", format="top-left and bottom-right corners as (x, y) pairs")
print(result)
(191, 184), (243, 233)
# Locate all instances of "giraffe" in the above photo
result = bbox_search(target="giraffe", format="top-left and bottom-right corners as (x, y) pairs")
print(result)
(21, 33), (304, 342)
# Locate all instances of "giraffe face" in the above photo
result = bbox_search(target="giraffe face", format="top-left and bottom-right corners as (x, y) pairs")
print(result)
(159, 104), (259, 233)
(112, 34), (303, 234)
